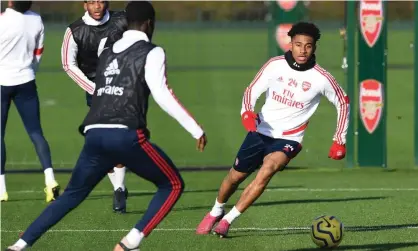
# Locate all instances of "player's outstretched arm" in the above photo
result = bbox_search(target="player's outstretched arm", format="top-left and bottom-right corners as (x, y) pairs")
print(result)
(144, 47), (207, 151)
(61, 27), (95, 95)
(320, 70), (350, 160)
(240, 58), (275, 131)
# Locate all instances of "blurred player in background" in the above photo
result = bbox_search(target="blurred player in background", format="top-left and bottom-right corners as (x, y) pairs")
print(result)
(6, 2), (207, 250)
(0, 1), (60, 203)
(61, 0), (129, 213)
(196, 22), (350, 237)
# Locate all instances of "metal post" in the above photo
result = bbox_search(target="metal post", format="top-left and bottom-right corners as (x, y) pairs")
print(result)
(357, 0), (387, 167)
(345, 0), (356, 168)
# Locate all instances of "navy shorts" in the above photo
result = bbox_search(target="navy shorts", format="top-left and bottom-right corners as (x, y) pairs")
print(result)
(233, 132), (302, 173)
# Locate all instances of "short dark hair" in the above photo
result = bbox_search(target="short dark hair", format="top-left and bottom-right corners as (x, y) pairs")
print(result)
(12, 1), (32, 13)
(84, 1), (109, 7)
(287, 22), (321, 43)
(125, 1), (155, 25)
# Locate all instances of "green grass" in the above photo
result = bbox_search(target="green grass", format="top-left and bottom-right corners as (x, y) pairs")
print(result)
(2, 24), (418, 251)
(1, 170), (418, 250)
(3, 25), (418, 251)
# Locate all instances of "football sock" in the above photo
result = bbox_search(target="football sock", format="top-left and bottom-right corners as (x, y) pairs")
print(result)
(0, 175), (6, 194)
(223, 206), (241, 224)
(44, 168), (56, 186)
(209, 198), (225, 217)
(13, 239), (27, 249)
(125, 228), (144, 248)
(113, 166), (126, 191)
(107, 171), (118, 190)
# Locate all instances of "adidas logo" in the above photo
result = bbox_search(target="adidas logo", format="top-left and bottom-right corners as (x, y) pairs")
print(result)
(98, 58), (124, 96)
(104, 59), (120, 77)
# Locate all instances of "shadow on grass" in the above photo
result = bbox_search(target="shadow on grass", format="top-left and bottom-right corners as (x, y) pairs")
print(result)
(86, 185), (305, 200)
(286, 242), (418, 251)
(128, 196), (387, 214)
(228, 223), (418, 240)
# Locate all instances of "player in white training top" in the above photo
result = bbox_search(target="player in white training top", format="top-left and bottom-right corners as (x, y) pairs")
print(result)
(0, 1), (60, 203)
(196, 22), (350, 237)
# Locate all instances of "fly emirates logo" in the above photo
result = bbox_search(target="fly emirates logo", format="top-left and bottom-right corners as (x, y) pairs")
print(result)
(272, 90), (304, 109)
(97, 59), (124, 96)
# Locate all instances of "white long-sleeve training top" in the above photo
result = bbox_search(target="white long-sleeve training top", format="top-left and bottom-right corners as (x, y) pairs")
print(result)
(61, 11), (111, 95)
(0, 8), (44, 86)
(242, 55), (350, 145)
(85, 30), (204, 139)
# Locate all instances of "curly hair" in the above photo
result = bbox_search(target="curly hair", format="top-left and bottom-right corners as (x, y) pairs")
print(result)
(287, 22), (321, 43)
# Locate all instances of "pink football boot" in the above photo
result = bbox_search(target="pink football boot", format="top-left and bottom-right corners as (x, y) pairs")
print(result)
(213, 219), (230, 238)
(196, 212), (224, 235)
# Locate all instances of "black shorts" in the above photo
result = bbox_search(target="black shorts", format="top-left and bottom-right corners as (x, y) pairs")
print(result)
(233, 132), (302, 173)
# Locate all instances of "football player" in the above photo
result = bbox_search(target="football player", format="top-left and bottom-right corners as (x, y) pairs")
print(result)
(6, 2), (207, 250)
(0, 1), (60, 203)
(61, 0), (129, 213)
(196, 22), (350, 237)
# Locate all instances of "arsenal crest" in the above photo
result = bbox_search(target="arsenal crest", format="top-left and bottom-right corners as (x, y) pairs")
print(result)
(359, 0), (384, 48)
(276, 0), (298, 12)
(276, 24), (292, 52)
(302, 81), (311, 92)
(359, 79), (384, 134)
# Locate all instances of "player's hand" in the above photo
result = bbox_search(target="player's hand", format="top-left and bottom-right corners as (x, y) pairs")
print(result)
(196, 133), (207, 152)
(328, 141), (346, 160)
(241, 111), (258, 132)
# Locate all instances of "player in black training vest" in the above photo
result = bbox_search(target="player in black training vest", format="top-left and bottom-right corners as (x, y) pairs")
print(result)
(6, 1), (207, 250)
(61, 0), (129, 213)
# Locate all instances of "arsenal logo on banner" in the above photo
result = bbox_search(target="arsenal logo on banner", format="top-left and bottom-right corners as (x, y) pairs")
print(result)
(276, 0), (298, 12)
(359, 79), (384, 134)
(359, 0), (384, 48)
(276, 24), (292, 52)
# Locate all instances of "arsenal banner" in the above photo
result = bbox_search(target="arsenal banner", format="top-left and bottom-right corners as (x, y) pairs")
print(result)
(359, 0), (384, 48)
(357, 0), (387, 167)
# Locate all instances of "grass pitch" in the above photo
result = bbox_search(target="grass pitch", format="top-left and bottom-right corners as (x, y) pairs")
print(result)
(2, 25), (418, 250)
(2, 169), (418, 250)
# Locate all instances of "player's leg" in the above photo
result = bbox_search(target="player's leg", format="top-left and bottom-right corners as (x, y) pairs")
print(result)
(0, 85), (13, 202)
(6, 129), (114, 250)
(85, 91), (129, 212)
(196, 132), (265, 234)
(112, 163), (129, 213)
(214, 138), (302, 237)
(12, 80), (59, 202)
(114, 133), (184, 250)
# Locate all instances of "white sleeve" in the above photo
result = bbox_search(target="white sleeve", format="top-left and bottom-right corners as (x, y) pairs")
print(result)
(32, 18), (44, 71)
(240, 59), (275, 115)
(321, 72), (350, 145)
(144, 47), (204, 139)
(61, 27), (95, 95)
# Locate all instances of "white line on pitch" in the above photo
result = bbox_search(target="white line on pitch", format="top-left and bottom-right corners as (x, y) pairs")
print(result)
(2, 225), (418, 233)
(7, 162), (75, 165)
(7, 187), (418, 194)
